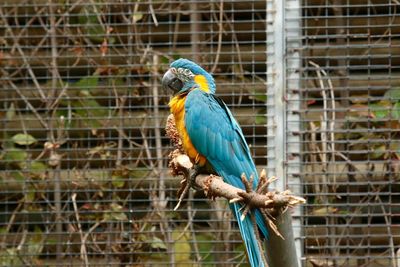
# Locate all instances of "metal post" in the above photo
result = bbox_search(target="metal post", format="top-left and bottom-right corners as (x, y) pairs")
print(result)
(266, 0), (302, 266)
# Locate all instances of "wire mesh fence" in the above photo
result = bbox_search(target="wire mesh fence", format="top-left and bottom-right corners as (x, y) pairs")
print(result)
(296, 1), (400, 266)
(0, 0), (399, 266)
(0, 1), (268, 266)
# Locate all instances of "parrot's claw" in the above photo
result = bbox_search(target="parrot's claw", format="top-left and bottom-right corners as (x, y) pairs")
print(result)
(189, 164), (203, 191)
(237, 171), (275, 220)
(237, 171), (285, 239)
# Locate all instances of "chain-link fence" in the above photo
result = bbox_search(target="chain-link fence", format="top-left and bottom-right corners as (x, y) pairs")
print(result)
(0, 0), (398, 266)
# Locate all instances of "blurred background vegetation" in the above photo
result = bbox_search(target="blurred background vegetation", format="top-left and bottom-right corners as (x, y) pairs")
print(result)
(0, 1), (267, 266)
(0, 0), (399, 266)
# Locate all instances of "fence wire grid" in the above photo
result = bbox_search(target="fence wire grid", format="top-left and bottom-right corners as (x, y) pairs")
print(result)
(0, 0), (398, 267)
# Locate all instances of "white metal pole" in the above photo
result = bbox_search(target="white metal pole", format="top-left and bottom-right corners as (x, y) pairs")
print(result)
(266, 0), (302, 266)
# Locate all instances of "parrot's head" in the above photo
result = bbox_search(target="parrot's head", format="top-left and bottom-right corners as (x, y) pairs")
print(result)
(162, 58), (216, 95)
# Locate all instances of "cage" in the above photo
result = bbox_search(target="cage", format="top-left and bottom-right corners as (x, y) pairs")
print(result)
(0, 0), (398, 266)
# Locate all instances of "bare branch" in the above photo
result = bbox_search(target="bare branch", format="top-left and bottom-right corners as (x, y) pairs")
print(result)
(172, 153), (305, 211)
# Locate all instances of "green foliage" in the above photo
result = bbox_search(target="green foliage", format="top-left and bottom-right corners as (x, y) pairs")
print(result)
(243, 78), (267, 125)
(255, 108), (267, 125)
(6, 103), (15, 120)
(248, 89), (267, 103)
(3, 148), (28, 165)
(58, 74), (110, 132)
(11, 133), (37, 146)
(0, 131), (47, 182)
(103, 203), (128, 221)
(368, 88), (400, 120)
(71, 74), (99, 91)
(336, 88), (400, 160)
(392, 102), (400, 119)
(144, 228), (195, 266)
(111, 173), (125, 188)
(0, 227), (43, 266)
(131, 12), (144, 23)
(384, 88), (400, 99)
(369, 101), (391, 119)
(78, 5), (115, 44)
(195, 233), (215, 264)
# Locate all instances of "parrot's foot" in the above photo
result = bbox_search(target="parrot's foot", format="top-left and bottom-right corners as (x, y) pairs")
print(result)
(173, 162), (202, 211)
(236, 171), (284, 239)
(235, 173), (256, 221)
(189, 164), (203, 191)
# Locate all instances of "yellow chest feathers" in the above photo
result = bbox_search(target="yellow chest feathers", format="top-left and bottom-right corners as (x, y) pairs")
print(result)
(169, 95), (206, 166)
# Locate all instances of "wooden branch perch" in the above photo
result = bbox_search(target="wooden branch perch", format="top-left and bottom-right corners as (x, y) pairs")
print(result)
(170, 152), (305, 212)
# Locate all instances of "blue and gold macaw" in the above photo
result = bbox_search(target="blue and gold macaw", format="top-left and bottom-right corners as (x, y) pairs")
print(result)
(163, 58), (268, 267)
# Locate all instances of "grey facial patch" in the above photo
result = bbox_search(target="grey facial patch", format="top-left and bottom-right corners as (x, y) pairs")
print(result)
(170, 67), (195, 82)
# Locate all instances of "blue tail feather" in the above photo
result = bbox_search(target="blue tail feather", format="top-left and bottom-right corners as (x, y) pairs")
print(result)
(231, 203), (265, 267)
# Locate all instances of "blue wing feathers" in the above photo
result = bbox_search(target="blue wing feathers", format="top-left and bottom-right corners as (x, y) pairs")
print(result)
(184, 89), (268, 267)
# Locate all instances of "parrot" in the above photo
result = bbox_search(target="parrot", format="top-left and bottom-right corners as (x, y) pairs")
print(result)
(162, 58), (268, 267)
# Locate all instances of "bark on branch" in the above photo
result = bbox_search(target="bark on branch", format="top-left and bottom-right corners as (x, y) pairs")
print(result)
(169, 151), (305, 212)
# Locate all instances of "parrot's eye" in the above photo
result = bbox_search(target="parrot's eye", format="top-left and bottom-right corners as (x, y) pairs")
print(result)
(167, 77), (184, 92)
(162, 69), (185, 93)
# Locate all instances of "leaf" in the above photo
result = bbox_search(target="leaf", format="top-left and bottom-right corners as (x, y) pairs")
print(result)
(24, 190), (36, 202)
(391, 102), (400, 119)
(128, 167), (151, 179)
(161, 56), (170, 64)
(110, 211), (128, 221)
(0, 248), (24, 266)
(172, 229), (191, 262)
(248, 88), (267, 102)
(255, 108), (267, 125)
(3, 148), (28, 164)
(71, 75), (99, 92)
(78, 5), (115, 44)
(384, 88), (400, 100)
(245, 85), (267, 103)
(132, 12), (143, 23)
(104, 203), (128, 221)
(143, 229), (196, 265)
(311, 207), (338, 216)
(111, 174), (125, 188)
(195, 233), (214, 263)
(30, 161), (47, 179)
(75, 94), (108, 118)
(371, 144), (387, 159)
(390, 142), (400, 154)
(27, 226), (44, 256)
(250, 93), (267, 103)
(68, 75), (108, 131)
(369, 101), (391, 119)
(11, 133), (37, 146)
(10, 171), (25, 182)
(150, 236), (167, 250)
(6, 103), (15, 120)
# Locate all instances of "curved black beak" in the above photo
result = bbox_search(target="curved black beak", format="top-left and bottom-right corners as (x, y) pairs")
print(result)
(162, 69), (184, 93)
